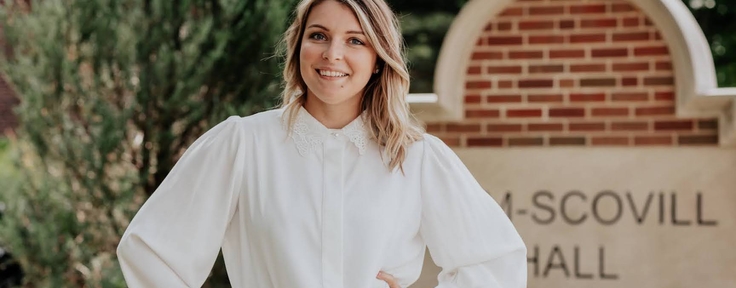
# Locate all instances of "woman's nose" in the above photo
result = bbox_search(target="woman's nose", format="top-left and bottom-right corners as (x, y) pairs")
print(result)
(322, 41), (344, 61)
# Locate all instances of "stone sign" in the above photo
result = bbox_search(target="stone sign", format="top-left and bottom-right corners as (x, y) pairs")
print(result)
(411, 148), (736, 288)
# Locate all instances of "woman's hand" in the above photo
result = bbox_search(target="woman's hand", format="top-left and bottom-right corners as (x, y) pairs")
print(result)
(377, 271), (400, 288)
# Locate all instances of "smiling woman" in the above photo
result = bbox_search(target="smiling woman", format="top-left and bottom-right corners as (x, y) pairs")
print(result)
(116, 0), (527, 287)
(298, 1), (378, 125)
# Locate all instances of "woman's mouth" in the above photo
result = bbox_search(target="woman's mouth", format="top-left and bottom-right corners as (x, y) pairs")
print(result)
(317, 69), (349, 78)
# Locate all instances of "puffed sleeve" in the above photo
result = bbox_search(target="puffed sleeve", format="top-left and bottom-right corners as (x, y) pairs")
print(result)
(116, 116), (246, 287)
(419, 134), (527, 288)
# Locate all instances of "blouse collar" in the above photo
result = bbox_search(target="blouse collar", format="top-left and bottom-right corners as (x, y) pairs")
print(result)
(284, 106), (371, 157)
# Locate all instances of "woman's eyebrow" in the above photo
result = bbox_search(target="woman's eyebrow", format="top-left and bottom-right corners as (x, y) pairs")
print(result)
(306, 24), (364, 35)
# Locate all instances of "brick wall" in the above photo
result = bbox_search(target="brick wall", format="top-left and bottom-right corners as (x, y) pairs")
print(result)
(426, 0), (719, 147)
(0, 78), (18, 135)
(0, 18), (19, 136)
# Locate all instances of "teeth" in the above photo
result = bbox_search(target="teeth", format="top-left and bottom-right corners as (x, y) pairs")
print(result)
(319, 70), (347, 77)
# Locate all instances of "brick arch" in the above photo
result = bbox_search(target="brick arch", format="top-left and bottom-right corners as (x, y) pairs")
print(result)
(426, 0), (718, 147)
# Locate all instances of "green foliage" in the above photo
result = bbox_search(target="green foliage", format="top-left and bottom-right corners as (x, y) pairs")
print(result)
(683, 0), (736, 86)
(0, 0), (295, 286)
(392, 0), (468, 93)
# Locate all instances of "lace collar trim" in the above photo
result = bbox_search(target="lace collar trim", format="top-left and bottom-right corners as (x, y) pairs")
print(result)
(282, 107), (371, 156)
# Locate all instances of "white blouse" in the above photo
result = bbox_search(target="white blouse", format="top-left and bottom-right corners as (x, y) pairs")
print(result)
(117, 107), (526, 288)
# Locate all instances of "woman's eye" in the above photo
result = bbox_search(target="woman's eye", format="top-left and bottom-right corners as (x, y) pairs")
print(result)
(349, 38), (365, 45)
(309, 33), (326, 41)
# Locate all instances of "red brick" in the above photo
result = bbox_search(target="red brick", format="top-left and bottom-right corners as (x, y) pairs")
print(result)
(509, 50), (544, 59)
(570, 64), (607, 72)
(486, 95), (522, 103)
(655, 91), (675, 101)
(550, 49), (585, 59)
(656, 61), (672, 71)
(466, 81), (492, 89)
(654, 120), (693, 131)
(467, 66), (481, 75)
(581, 18), (618, 28)
(613, 32), (650, 42)
(425, 123), (443, 133)
(472, 52), (503, 60)
(634, 46), (669, 56)
(528, 64), (564, 73)
(476, 38), (485, 46)
(592, 136), (629, 146)
(519, 20), (555, 30)
(623, 17), (640, 27)
(487, 124), (523, 132)
(466, 109), (500, 118)
(635, 136), (672, 146)
(644, 77), (674, 86)
(569, 122), (605, 131)
(519, 79), (554, 88)
(612, 62), (650, 71)
(487, 65), (523, 74)
(499, 7), (524, 17)
(497, 22), (513, 31)
(612, 3), (636, 12)
(593, 107), (629, 117)
(570, 4), (607, 14)
(487, 36), (523, 46)
(484, 23), (493, 31)
(592, 48), (629, 58)
(528, 94), (564, 103)
(679, 135), (718, 145)
(550, 108), (585, 117)
(467, 137), (503, 147)
(570, 33), (606, 43)
(698, 119), (718, 130)
(507, 109), (543, 118)
(635, 106), (675, 116)
(559, 19), (576, 29)
(550, 137), (586, 146)
(528, 35), (565, 44)
(508, 137), (544, 146)
(612, 92), (648, 102)
(559, 79), (576, 88)
(529, 6), (565, 15)
(622, 77), (638, 86)
(465, 95), (481, 104)
(570, 92), (606, 102)
(498, 80), (514, 89)
(528, 123), (564, 131)
(446, 123), (482, 133)
(440, 137), (461, 147)
(580, 78), (616, 87)
(611, 121), (649, 131)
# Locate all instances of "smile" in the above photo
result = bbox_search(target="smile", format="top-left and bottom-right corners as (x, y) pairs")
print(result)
(317, 69), (349, 78)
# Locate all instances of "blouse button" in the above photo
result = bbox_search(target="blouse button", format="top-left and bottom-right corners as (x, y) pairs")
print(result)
(332, 132), (340, 137)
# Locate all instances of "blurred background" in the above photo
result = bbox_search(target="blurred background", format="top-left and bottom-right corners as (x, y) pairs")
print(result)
(0, 0), (734, 287)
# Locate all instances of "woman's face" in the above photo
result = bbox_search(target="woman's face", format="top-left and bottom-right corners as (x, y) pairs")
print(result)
(299, 0), (378, 109)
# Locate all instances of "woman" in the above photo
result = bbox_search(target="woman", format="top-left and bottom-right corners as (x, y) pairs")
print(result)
(116, 0), (527, 287)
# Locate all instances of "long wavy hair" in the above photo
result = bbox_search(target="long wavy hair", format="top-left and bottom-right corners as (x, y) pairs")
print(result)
(279, 0), (424, 172)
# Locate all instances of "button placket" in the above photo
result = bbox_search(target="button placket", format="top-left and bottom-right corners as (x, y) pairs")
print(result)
(321, 135), (344, 288)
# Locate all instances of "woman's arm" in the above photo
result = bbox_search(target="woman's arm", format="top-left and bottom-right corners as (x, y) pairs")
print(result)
(117, 116), (246, 287)
(419, 135), (527, 288)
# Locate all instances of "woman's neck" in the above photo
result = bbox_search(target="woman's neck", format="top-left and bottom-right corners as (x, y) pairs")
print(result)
(303, 96), (362, 129)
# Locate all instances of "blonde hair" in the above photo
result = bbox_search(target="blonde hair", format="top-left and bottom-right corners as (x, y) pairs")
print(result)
(279, 0), (424, 172)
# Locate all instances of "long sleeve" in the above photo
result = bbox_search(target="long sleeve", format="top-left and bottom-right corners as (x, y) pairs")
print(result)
(419, 135), (527, 288)
(117, 116), (246, 287)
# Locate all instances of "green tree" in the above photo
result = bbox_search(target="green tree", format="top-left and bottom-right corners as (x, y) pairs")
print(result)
(683, 0), (736, 86)
(0, 0), (295, 286)
(390, 0), (468, 93)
